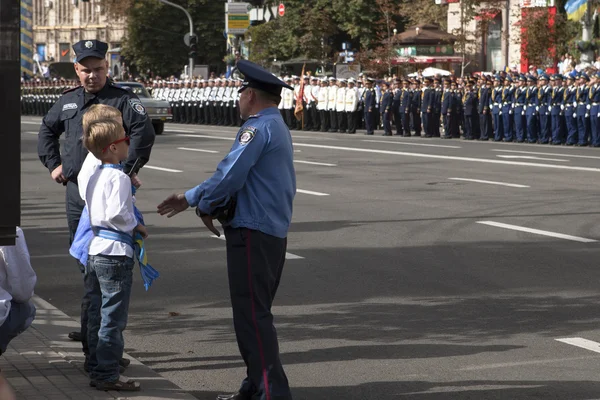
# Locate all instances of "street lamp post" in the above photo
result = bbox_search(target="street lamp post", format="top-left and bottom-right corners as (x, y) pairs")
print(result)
(157, 0), (196, 77)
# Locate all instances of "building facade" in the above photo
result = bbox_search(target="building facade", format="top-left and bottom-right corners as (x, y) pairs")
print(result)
(447, 0), (527, 73)
(31, 0), (125, 75)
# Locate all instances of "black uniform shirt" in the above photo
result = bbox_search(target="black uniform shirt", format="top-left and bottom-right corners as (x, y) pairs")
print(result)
(38, 82), (155, 181)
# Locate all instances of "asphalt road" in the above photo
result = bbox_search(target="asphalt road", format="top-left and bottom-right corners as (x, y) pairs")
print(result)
(19, 116), (600, 399)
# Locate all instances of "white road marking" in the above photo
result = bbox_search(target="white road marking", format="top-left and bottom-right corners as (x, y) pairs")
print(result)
(24, 131), (38, 135)
(556, 338), (600, 354)
(497, 155), (569, 162)
(493, 148), (600, 160)
(476, 221), (597, 243)
(178, 147), (219, 154)
(292, 142), (600, 173)
(144, 165), (183, 173)
(165, 129), (203, 133)
(294, 160), (336, 167)
(21, 121), (40, 125)
(363, 139), (461, 149)
(448, 178), (530, 188)
(211, 235), (304, 259)
(297, 189), (330, 196)
(294, 150), (302, 153)
(176, 134), (233, 141)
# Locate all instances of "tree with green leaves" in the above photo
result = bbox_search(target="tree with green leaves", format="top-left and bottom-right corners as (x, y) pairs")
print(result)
(105, 0), (226, 77)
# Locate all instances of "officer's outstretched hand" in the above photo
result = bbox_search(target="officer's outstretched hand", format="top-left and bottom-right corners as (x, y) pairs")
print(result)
(51, 165), (67, 184)
(157, 193), (189, 218)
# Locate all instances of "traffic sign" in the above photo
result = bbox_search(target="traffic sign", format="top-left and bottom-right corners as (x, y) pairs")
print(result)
(278, 3), (285, 17)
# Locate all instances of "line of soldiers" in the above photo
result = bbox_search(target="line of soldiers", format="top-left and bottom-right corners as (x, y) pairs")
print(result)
(150, 78), (243, 127)
(21, 79), (79, 116)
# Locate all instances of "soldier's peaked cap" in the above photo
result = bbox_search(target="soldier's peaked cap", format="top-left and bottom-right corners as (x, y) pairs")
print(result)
(73, 40), (108, 63)
(238, 60), (293, 96)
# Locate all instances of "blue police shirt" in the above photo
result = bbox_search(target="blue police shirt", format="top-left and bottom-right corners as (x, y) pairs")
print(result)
(185, 107), (296, 239)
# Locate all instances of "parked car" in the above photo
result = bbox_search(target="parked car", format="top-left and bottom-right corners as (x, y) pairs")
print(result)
(114, 82), (171, 135)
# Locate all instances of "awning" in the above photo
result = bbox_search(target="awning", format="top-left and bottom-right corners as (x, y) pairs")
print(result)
(389, 56), (463, 65)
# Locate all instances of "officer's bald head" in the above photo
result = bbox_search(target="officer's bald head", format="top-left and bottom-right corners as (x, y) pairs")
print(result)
(74, 57), (108, 94)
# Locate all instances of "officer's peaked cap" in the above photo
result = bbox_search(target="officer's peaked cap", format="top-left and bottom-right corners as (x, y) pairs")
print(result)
(73, 40), (108, 63)
(237, 60), (293, 96)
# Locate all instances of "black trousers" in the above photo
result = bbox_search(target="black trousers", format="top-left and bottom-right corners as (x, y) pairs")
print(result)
(310, 103), (319, 131)
(337, 111), (347, 132)
(302, 102), (311, 130)
(329, 109), (338, 132)
(225, 228), (292, 400)
(393, 109), (403, 135)
(346, 111), (356, 133)
(66, 181), (89, 358)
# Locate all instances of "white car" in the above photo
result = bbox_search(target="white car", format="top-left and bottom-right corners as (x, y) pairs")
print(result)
(116, 82), (171, 135)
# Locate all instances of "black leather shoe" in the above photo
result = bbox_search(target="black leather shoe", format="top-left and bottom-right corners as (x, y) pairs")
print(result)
(217, 392), (251, 400)
(68, 331), (82, 342)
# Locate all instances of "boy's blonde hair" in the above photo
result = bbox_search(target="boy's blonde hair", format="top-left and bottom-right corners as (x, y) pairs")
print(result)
(82, 104), (122, 133)
(83, 119), (125, 159)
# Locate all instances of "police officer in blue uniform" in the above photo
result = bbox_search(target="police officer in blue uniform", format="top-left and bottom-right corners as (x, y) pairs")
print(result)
(501, 76), (514, 142)
(37, 39), (155, 365)
(157, 60), (295, 400)
(400, 79), (412, 136)
(490, 75), (504, 141)
(588, 72), (600, 147)
(513, 75), (527, 143)
(380, 81), (393, 136)
(537, 74), (552, 144)
(478, 77), (492, 140)
(462, 79), (477, 140)
(421, 77), (433, 137)
(525, 75), (539, 143)
(564, 73), (578, 145)
(576, 73), (591, 146)
(550, 74), (565, 145)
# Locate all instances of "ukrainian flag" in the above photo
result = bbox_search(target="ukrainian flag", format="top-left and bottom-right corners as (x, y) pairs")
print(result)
(565, 0), (588, 22)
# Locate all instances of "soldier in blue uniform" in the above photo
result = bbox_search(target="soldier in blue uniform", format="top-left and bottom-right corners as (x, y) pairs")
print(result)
(513, 75), (527, 143)
(380, 81), (393, 136)
(525, 75), (539, 143)
(432, 78), (442, 137)
(550, 74), (566, 145)
(588, 72), (600, 147)
(462, 79), (477, 140)
(490, 75), (504, 141)
(392, 79), (403, 136)
(158, 60), (295, 400)
(37, 39), (155, 369)
(441, 79), (454, 138)
(363, 78), (377, 135)
(501, 76), (514, 142)
(537, 74), (552, 144)
(576, 73), (591, 146)
(411, 79), (422, 136)
(400, 79), (412, 137)
(421, 78), (433, 137)
(564, 73), (578, 145)
(478, 77), (492, 140)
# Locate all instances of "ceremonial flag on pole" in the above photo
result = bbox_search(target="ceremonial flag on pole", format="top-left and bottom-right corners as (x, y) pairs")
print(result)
(294, 63), (306, 121)
(565, 0), (588, 21)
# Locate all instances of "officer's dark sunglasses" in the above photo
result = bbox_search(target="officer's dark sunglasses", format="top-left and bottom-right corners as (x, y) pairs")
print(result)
(102, 136), (130, 153)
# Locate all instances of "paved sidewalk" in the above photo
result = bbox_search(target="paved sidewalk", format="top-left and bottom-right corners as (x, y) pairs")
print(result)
(1, 296), (198, 400)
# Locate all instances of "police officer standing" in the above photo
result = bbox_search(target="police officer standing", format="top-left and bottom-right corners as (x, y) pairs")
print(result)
(37, 40), (155, 367)
(157, 60), (295, 400)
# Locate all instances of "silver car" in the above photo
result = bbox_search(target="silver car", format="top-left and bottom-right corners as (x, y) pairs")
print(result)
(115, 82), (171, 135)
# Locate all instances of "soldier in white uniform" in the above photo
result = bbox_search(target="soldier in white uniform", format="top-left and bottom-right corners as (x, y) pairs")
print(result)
(317, 78), (329, 132)
(310, 76), (320, 131)
(282, 77), (295, 129)
(328, 77), (338, 132)
(302, 76), (312, 130)
(336, 79), (347, 133)
(222, 79), (233, 126)
(183, 80), (193, 124)
(345, 78), (359, 133)
(207, 78), (217, 125)
(215, 78), (225, 125)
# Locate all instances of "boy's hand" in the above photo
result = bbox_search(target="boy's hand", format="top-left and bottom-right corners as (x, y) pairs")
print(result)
(157, 193), (189, 218)
(135, 224), (148, 239)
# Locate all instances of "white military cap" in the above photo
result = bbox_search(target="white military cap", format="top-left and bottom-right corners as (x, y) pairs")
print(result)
(208, 79), (215, 83)
(200, 79), (206, 83)
(338, 78), (347, 83)
(348, 78), (356, 83)
(328, 77), (336, 81)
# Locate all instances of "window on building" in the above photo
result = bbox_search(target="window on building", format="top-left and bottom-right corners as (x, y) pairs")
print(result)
(34, 0), (48, 26)
(486, 14), (503, 72)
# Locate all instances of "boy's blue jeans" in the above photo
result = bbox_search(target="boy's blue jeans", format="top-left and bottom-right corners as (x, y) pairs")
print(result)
(85, 254), (133, 383)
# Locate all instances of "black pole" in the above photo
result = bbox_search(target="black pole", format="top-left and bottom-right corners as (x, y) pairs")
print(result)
(0, 0), (21, 245)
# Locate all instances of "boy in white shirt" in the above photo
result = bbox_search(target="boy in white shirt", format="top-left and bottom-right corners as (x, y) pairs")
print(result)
(82, 116), (147, 391)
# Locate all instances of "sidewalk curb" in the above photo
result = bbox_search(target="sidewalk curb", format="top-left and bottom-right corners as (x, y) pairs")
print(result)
(29, 295), (199, 400)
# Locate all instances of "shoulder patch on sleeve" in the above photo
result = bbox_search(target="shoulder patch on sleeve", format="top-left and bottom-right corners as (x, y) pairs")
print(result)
(238, 126), (257, 145)
(128, 98), (147, 115)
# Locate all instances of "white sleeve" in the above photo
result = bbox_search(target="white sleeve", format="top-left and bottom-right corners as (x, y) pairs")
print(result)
(1, 228), (37, 303)
(77, 153), (101, 201)
(105, 174), (138, 232)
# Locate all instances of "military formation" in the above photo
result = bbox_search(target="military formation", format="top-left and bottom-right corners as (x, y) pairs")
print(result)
(22, 69), (600, 147)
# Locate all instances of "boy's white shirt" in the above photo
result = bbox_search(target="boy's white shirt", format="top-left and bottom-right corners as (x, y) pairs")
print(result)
(0, 227), (37, 326)
(83, 158), (137, 258)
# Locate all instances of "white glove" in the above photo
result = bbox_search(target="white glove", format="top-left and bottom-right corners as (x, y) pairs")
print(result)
(585, 113), (589, 118)
(546, 112), (550, 116)
(574, 113), (577, 118)
(499, 111), (502, 115)
(574, 102), (578, 108)
(536, 106), (539, 112)
(509, 110), (512, 115)
(587, 104), (591, 110)
(561, 105), (564, 110)
(522, 111), (525, 116)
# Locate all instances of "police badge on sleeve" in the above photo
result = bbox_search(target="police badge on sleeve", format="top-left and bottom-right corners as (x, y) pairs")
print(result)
(238, 127), (256, 145)
(129, 99), (147, 115)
